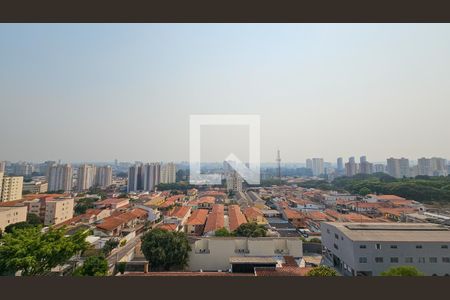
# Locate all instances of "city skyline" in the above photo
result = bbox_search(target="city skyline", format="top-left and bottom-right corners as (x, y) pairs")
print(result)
(1, 24), (450, 162)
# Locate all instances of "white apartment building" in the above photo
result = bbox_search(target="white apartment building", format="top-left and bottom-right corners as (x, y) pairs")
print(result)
(77, 164), (96, 191)
(1, 175), (23, 202)
(321, 222), (450, 276)
(386, 157), (410, 178)
(95, 165), (112, 188)
(188, 237), (303, 272)
(226, 170), (243, 192)
(0, 205), (28, 231)
(160, 162), (176, 184)
(48, 164), (73, 192)
(311, 158), (324, 176)
(26, 197), (74, 226)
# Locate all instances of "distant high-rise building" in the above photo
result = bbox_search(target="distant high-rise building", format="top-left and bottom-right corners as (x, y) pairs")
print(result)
(128, 163), (161, 192)
(311, 158), (324, 176)
(337, 157), (344, 172)
(226, 170), (243, 192)
(359, 156), (373, 175)
(374, 164), (385, 173)
(417, 158), (432, 176)
(306, 159), (313, 170)
(77, 164), (96, 192)
(345, 157), (358, 177)
(0, 161), (5, 173)
(127, 163), (141, 192)
(386, 157), (409, 178)
(48, 164), (73, 192)
(161, 162), (176, 184)
(431, 157), (447, 176)
(11, 162), (34, 177)
(143, 163), (161, 191)
(42, 161), (57, 178)
(95, 165), (112, 188)
(1, 175), (23, 202)
(418, 157), (447, 176)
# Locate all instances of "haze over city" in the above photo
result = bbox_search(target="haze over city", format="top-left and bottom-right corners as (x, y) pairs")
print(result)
(1, 24), (450, 163)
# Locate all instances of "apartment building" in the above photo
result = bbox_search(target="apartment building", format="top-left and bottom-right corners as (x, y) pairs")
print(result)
(77, 164), (96, 191)
(95, 165), (112, 188)
(160, 162), (176, 184)
(188, 237), (303, 272)
(0, 205), (28, 231)
(23, 180), (48, 194)
(321, 222), (450, 276)
(1, 175), (23, 202)
(48, 164), (73, 192)
(26, 197), (74, 226)
(386, 157), (410, 178)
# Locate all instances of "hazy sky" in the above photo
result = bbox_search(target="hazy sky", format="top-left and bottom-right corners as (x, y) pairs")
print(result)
(1, 24), (450, 163)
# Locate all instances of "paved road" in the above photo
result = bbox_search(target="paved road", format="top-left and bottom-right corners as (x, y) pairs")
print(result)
(107, 234), (142, 267)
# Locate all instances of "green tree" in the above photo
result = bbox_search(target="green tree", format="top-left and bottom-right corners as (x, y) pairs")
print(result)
(102, 238), (119, 256)
(116, 262), (127, 274)
(381, 266), (424, 276)
(0, 227), (89, 276)
(74, 197), (98, 215)
(307, 265), (339, 277)
(233, 222), (267, 237)
(140, 228), (191, 271)
(73, 255), (109, 276)
(4, 221), (35, 233)
(215, 227), (233, 237)
(359, 187), (371, 196)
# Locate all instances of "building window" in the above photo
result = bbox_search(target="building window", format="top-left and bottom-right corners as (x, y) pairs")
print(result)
(390, 257), (399, 263)
(416, 245), (423, 249)
(359, 257), (368, 263)
(405, 257), (413, 263)
(441, 245), (448, 249)
(334, 234), (339, 239)
(375, 257), (383, 263)
(375, 244), (381, 250)
(390, 245), (398, 249)
(327, 229), (330, 234)
(442, 257), (450, 263)
(359, 245), (367, 249)
(429, 257), (438, 263)
(333, 243), (339, 250)
(418, 257), (425, 263)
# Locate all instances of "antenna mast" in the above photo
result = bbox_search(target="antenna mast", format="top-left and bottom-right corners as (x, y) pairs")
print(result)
(276, 149), (281, 181)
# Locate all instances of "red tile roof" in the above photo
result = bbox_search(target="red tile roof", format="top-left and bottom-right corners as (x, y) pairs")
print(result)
(185, 209), (208, 226)
(228, 205), (247, 231)
(305, 211), (330, 221)
(169, 206), (191, 219)
(204, 207), (224, 233)
(243, 207), (263, 221)
(156, 223), (178, 231)
(211, 204), (224, 214)
(96, 198), (128, 205)
(198, 196), (216, 204)
(283, 208), (303, 220)
(96, 216), (125, 231)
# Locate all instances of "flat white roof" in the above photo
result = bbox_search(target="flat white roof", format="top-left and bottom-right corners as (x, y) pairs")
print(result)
(323, 222), (450, 242)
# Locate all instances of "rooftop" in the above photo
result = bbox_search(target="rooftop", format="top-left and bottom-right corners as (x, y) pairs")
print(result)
(185, 209), (208, 225)
(228, 205), (247, 231)
(323, 222), (450, 242)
